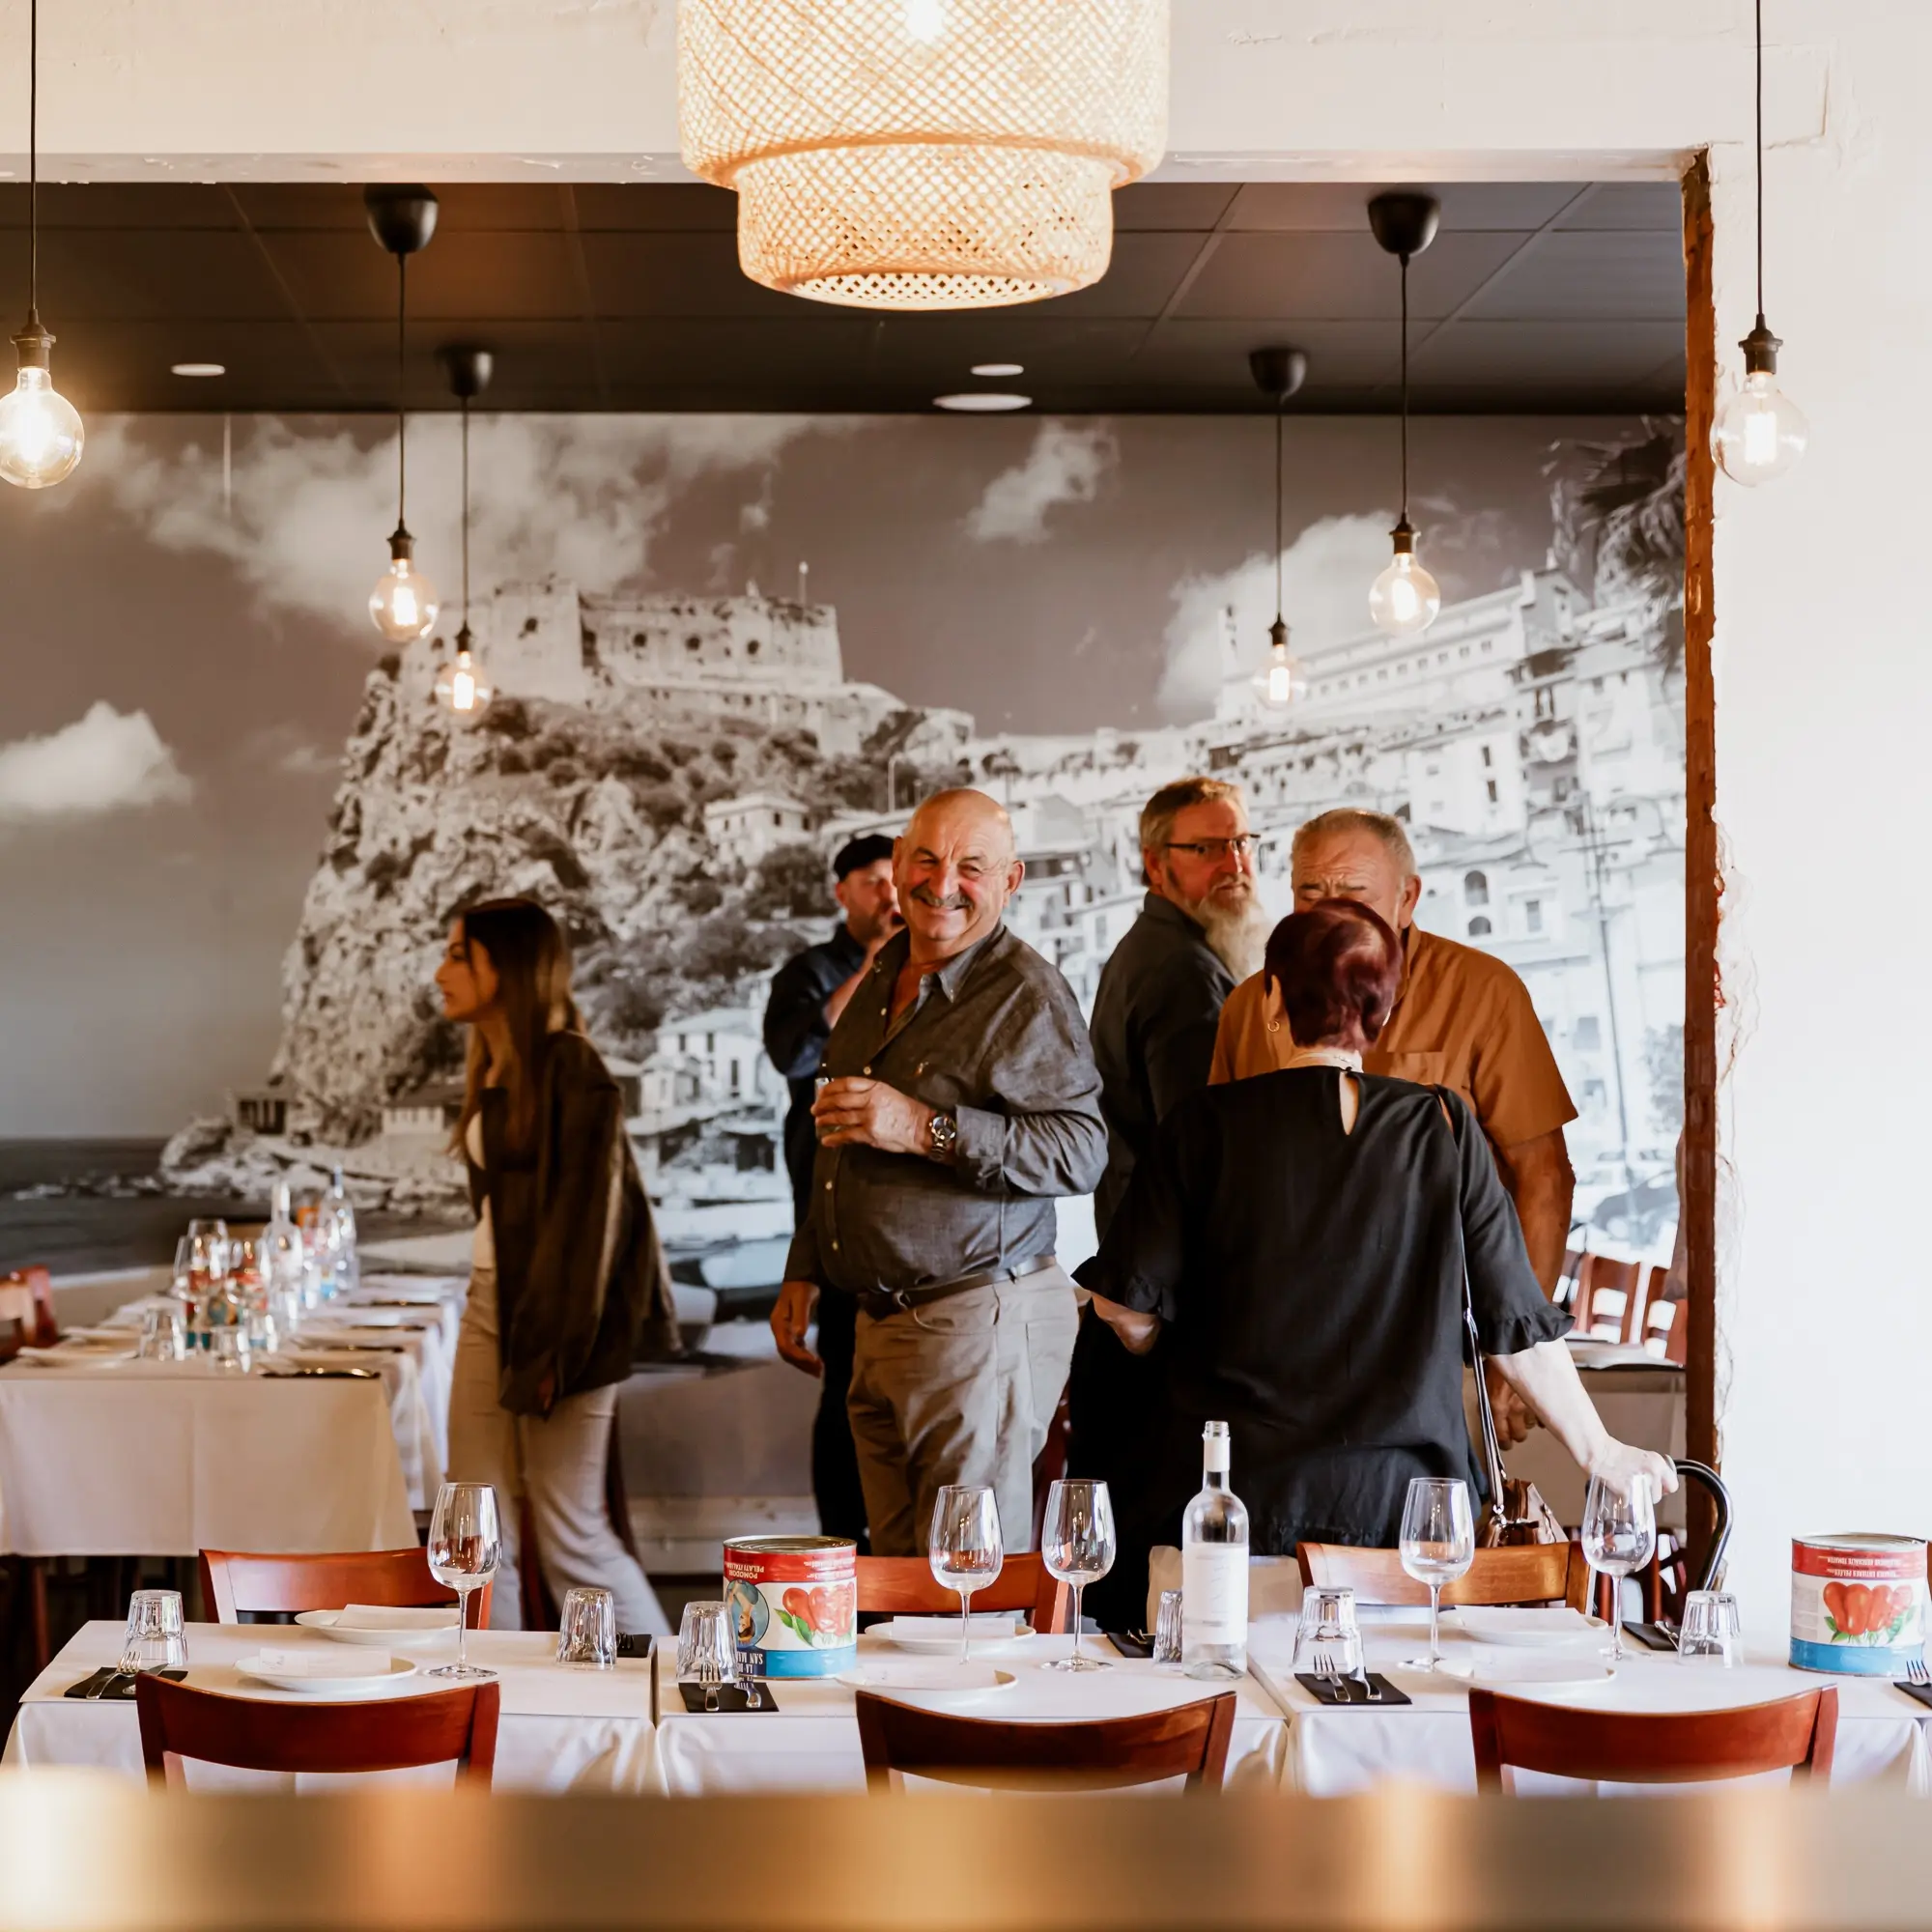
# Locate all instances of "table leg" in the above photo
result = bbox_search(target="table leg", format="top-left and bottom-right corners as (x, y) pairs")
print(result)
(28, 1557), (50, 1671)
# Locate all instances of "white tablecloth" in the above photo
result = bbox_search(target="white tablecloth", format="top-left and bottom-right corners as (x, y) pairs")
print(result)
(1248, 1610), (1931, 1795)
(652, 1632), (1290, 1794)
(3, 1620), (657, 1794)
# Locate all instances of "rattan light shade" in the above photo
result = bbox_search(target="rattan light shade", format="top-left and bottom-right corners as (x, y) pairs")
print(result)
(679, 0), (1170, 311)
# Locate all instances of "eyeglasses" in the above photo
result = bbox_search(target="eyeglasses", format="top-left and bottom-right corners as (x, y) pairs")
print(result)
(1163, 836), (1259, 861)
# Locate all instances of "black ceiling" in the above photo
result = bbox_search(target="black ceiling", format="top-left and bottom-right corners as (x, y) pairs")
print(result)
(0, 178), (1686, 415)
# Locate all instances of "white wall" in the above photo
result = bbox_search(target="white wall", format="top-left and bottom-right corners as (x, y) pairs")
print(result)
(3, 0), (1924, 1618)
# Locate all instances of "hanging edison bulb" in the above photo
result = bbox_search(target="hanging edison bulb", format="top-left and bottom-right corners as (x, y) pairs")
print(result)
(1369, 519), (1441, 639)
(434, 628), (492, 716)
(1712, 322), (1807, 486)
(0, 328), (83, 489)
(370, 529), (439, 644)
(1252, 618), (1306, 712)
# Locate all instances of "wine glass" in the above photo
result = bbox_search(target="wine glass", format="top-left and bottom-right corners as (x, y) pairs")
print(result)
(426, 1482), (500, 1680)
(1041, 1478), (1117, 1672)
(929, 1485), (1004, 1665)
(1400, 1476), (1475, 1670)
(184, 1219), (229, 1286)
(1582, 1471), (1657, 1665)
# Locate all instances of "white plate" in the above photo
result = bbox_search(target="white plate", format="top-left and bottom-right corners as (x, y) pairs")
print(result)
(837, 1663), (1017, 1696)
(1446, 1607), (1608, 1648)
(293, 1609), (458, 1649)
(1435, 1652), (1616, 1690)
(237, 1653), (419, 1695)
(869, 1619), (1038, 1658)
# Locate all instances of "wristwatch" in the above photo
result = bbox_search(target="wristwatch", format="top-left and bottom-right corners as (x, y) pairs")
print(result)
(927, 1109), (960, 1161)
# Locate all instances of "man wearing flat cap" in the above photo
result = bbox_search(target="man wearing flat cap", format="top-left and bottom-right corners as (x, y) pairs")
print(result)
(763, 832), (902, 1546)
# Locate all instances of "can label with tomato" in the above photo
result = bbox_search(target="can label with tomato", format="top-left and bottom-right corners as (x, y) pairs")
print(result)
(723, 1535), (857, 1678)
(1790, 1534), (1927, 1674)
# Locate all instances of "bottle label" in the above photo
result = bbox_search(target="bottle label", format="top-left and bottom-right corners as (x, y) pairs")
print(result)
(1183, 1544), (1249, 1644)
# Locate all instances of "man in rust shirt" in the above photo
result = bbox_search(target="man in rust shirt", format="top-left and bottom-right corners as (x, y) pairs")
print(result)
(1210, 807), (1577, 1293)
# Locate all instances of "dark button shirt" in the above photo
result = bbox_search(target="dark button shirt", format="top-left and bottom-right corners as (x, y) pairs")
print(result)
(782, 923), (1107, 1296)
(1076, 1069), (1570, 1553)
(1087, 893), (1235, 1237)
(762, 922), (867, 1220)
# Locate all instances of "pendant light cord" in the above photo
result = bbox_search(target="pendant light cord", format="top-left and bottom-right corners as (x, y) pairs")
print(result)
(1273, 402), (1284, 622)
(1398, 250), (1410, 526)
(460, 393), (470, 631)
(26, 0), (38, 322)
(1753, 0), (1766, 325)
(395, 253), (407, 529)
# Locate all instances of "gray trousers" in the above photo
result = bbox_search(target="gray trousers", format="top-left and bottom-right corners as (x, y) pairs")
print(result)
(845, 1265), (1079, 1558)
(447, 1268), (668, 1634)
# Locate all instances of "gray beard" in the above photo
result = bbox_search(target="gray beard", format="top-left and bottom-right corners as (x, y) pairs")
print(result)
(1190, 892), (1273, 981)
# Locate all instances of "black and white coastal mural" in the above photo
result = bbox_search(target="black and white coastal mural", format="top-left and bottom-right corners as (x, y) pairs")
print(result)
(0, 411), (1685, 1276)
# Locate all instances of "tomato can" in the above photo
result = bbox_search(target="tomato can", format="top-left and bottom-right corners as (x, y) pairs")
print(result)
(723, 1535), (857, 1678)
(1790, 1534), (1927, 1674)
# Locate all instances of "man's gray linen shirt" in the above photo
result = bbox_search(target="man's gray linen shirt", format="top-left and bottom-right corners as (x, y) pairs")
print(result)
(782, 923), (1107, 1296)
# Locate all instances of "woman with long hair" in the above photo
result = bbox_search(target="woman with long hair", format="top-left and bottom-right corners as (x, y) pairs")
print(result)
(436, 896), (678, 1633)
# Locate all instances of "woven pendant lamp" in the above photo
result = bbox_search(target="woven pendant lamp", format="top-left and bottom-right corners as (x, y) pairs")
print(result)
(679, 0), (1170, 311)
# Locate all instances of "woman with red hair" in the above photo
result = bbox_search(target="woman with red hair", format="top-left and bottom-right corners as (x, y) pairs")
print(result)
(1078, 898), (1672, 1592)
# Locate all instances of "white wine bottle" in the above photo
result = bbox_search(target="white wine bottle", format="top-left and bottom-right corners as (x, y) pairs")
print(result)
(1181, 1419), (1249, 1679)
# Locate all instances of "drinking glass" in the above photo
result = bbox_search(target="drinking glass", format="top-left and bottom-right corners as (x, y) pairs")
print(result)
(1400, 1476), (1475, 1670)
(1293, 1585), (1366, 1678)
(184, 1219), (229, 1286)
(677, 1602), (735, 1710)
(426, 1482), (500, 1680)
(121, 1589), (187, 1674)
(1152, 1589), (1184, 1663)
(1581, 1471), (1658, 1665)
(1678, 1589), (1743, 1665)
(556, 1586), (617, 1668)
(136, 1306), (184, 1362)
(212, 1326), (251, 1374)
(929, 1484), (1004, 1665)
(1041, 1478), (1117, 1672)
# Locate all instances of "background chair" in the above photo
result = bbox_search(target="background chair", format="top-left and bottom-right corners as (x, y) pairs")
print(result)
(856, 1690), (1236, 1793)
(135, 1674), (499, 1788)
(198, 1547), (492, 1628)
(1573, 1255), (1642, 1342)
(1468, 1685), (1836, 1791)
(1298, 1540), (1592, 1610)
(856, 1552), (1070, 1633)
(0, 1265), (57, 1361)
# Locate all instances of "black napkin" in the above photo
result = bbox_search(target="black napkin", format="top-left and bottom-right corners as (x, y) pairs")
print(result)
(1894, 1678), (1932, 1711)
(677, 1680), (780, 1713)
(1293, 1671), (1411, 1707)
(64, 1667), (186, 1701)
(1106, 1631), (1155, 1660)
(614, 1634), (654, 1660)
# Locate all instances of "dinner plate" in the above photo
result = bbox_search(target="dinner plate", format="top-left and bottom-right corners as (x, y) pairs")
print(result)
(294, 1608), (458, 1649)
(1445, 1607), (1608, 1648)
(869, 1618), (1038, 1658)
(237, 1654), (419, 1695)
(836, 1663), (1017, 1696)
(1435, 1652), (1616, 1690)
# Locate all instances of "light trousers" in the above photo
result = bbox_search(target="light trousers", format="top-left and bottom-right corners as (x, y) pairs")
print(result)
(447, 1268), (668, 1635)
(845, 1265), (1079, 1558)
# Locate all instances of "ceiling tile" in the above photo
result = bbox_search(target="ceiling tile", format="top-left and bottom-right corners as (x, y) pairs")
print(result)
(1556, 183), (1685, 231)
(1174, 230), (1525, 322)
(1458, 230), (1687, 321)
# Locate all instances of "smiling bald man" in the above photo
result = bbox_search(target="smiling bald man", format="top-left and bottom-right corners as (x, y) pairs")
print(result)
(770, 788), (1107, 1556)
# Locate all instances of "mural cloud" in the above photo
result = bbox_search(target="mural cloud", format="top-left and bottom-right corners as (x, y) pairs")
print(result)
(0, 702), (193, 823)
(965, 421), (1117, 544)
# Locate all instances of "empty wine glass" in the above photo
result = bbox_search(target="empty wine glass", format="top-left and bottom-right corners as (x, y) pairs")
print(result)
(1400, 1476), (1475, 1670)
(1041, 1478), (1117, 1672)
(929, 1484), (1004, 1665)
(426, 1482), (500, 1680)
(184, 1219), (229, 1285)
(1582, 1471), (1657, 1665)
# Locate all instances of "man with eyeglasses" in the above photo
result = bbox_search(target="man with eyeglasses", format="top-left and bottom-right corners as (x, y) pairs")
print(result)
(1070, 776), (1272, 1618)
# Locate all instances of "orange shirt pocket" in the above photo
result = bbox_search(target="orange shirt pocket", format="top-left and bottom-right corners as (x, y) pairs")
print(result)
(1371, 1048), (1449, 1093)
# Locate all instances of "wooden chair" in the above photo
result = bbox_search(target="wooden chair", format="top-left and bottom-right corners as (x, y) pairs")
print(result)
(1297, 1540), (1592, 1611)
(1553, 1247), (1585, 1311)
(0, 1265), (57, 1360)
(1573, 1255), (1642, 1342)
(1468, 1685), (1836, 1792)
(856, 1690), (1236, 1793)
(135, 1674), (498, 1788)
(1640, 1266), (1677, 1355)
(198, 1548), (492, 1629)
(856, 1552), (1071, 1634)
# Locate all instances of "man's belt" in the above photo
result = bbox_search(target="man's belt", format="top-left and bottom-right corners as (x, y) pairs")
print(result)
(851, 1255), (1059, 1319)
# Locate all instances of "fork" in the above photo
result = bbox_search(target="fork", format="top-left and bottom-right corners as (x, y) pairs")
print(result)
(1903, 1657), (1929, 1690)
(1311, 1654), (1347, 1701)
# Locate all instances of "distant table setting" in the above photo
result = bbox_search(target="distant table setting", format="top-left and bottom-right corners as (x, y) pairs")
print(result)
(0, 1272), (466, 1556)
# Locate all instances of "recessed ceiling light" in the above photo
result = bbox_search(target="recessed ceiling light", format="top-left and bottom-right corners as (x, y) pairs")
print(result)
(971, 361), (1024, 378)
(171, 361), (226, 378)
(934, 392), (1032, 412)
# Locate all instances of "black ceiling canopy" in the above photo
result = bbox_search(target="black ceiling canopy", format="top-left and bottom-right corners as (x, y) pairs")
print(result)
(0, 179), (1686, 415)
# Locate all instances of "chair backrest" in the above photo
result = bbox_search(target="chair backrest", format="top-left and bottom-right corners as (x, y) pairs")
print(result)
(1554, 1248), (1585, 1311)
(855, 1690), (1236, 1793)
(855, 1553), (1070, 1634)
(135, 1674), (498, 1787)
(1574, 1255), (1642, 1341)
(1468, 1685), (1836, 1791)
(1640, 1267), (1676, 1355)
(1298, 1540), (1590, 1610)
(198, 1548), (492, 1628)
(1663, 1283), (1690, 1365)
(0, 1265), (57, 1357)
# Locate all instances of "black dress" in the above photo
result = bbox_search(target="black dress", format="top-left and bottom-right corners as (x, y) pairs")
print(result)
(1074, 1067), (1569, 1559)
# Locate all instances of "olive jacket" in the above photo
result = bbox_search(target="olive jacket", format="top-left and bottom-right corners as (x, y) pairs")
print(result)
(466, 1031), (681, 1414)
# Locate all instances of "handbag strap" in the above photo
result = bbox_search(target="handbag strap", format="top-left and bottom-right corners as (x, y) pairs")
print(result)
(1435, 1087), (1512, 1524)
